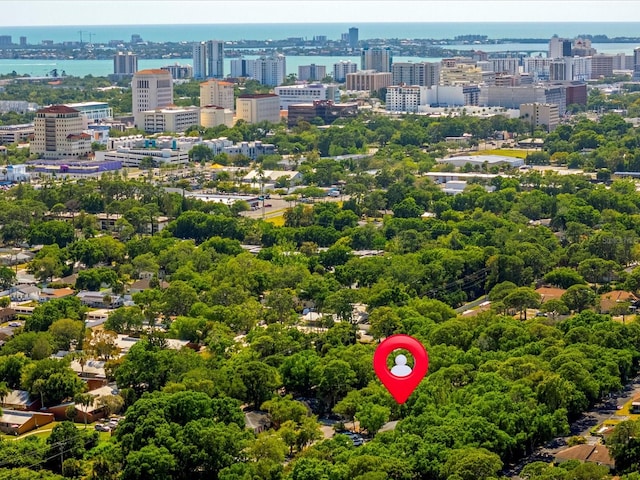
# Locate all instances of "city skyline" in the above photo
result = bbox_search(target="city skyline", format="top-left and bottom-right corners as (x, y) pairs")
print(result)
(2, 0), (640, 26)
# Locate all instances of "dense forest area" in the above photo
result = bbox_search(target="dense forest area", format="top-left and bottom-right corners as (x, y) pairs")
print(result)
(3, 109), (640, 479)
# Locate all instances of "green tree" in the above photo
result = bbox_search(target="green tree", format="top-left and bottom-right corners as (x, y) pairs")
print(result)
(561, 284), (597, 313)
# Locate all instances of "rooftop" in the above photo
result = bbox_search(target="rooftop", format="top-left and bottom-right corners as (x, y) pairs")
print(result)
(37, 105), (79, 114)
(135, 69), (172, 75)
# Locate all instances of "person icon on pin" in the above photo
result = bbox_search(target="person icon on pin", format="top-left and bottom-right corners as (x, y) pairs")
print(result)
(390, 354), (412, 377)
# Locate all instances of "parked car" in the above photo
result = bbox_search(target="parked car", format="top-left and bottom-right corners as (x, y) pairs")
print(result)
(8, 322), (22, 327)
(95, 424), (111, 432)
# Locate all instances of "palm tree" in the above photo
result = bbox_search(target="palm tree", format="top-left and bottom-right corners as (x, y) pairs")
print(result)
(0, 381), (9, 408)
(75, 393), (95, 428)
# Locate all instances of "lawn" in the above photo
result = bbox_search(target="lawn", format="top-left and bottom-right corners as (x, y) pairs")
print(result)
(4, 421), (113, 442)
(265, 213), (285, 227)
(470, 149), (529, 159)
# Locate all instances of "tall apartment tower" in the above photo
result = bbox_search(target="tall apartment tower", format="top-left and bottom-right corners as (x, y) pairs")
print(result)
(298, 64), (327, 82)
(253, 55), (287, 86)
(548, 35), (572, 58)
(634, 47), (640, 81)
(132, 69), (174, 128)
(193, 40), (224, 79)
(348, 27), (359, 49)
(333, 61), (358, 82)
(200, 79), (235, 110)
(361, 47), (392, 73)
(113, 52), (138, 79)
(391, 62), (440, 86)
(32, 105), (91, 159)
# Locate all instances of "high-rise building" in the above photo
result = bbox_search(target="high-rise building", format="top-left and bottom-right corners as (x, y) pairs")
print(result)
(237, 55), (286, 86)
(193, 40), (224, 79)
(132, 69), (174, 128)
(236, 94), (281, 124)
(520, 103), (559, 132)
(333, 61), (358, 82)
(391, 62), (440, 86)
(590, 54), (614, 79)
(549, 57), (591, 82)
(274, 84), (340, 111)
(361, 47), (392, 72)
(490, 58), (520, 76)
(634, 47), (640, 81)
(199, 79), (235, 110)
(348, 27), (359, 49)
(0, 36), (12, 46)
(386, 85), (428, 112)
(346, 70), (392, 94)
(298, 64), (327, 82)
(113, 52), (138, 79)
(524, 57), (552, 81)
(32, 105), (91, 159)
(161, 63), (193, 79)
(19, 36), (27, 46)
(548, 35), (572, 58)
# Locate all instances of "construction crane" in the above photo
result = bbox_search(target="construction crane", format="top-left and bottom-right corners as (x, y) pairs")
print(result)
(77, 31), (95, 46)
(77, 30), (84, 45)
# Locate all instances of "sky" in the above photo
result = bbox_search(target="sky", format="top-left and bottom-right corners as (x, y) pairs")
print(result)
(1, 0), (640, 26)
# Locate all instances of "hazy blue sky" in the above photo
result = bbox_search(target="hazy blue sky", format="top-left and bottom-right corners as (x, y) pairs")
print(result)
(1, 1), (639, 26)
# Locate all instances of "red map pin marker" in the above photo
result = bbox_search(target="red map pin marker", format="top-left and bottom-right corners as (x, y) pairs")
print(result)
(373, 334), (429, 404)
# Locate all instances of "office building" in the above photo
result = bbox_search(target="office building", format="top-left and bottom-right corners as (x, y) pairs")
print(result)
(95, 148), (189, 168)
(132, 69), (174, 128)
(520, 103), (559, 132)
(361, 47), (392, 72)
(298, 64), (327, 82)
(193, 40), (224, 79)
(572, 38), (596, 57)
(199, 79), (235, 110)
(138, 106), (200, 133)
(346, 70), (392, 94)
(274, 84), (340, 111)
(230, 58), (251, 78)
(333, 61), (358, 82)
(19, 36), (26, 46)
(64, 102), (113, 123)
(391, 62), (440, 87)
(161, 63), (193, 79)
(236, 94), (281, 124)
(590, 55), (614, 79)
(287, 101), (358, 127)
(524, 57), (552, 81)
(549, 35), (572, 58)
(549, 57), (591, 82)
(479, 85), (567, 113)
(113, 52), (138, 79)
(32, 105), (91, 159)
(200, 105), (234, 128)
(386, 85), (428, 112)
(0, 36), (12, 46)
(348, 27), (359, 49)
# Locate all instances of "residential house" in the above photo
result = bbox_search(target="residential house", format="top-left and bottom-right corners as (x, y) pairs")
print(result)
(9, 285), (41, 302)
(129, 277), (169, 294)
(39, 287), (75, 302)
(0, 307), (16, 323)
(76, 291), (124, 309)
(535, 286), (567, 303)
(554, 444), (615, 471)
(0, 409), (54, 435)
(1, 389), (40, 411)
(600, 290), (639, 314)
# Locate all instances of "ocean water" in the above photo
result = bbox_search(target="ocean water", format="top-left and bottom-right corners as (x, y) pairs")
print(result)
(1, 22), (640, 45)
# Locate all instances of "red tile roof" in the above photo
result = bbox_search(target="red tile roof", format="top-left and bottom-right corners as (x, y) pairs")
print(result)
(135, 69), (172, 75)
(37, 105), (79, 114)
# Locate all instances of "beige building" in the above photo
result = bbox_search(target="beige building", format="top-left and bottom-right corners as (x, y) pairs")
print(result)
(345, 70), (392, 93)
(32, 105), (91, 159)
(236, 94), (281, 124)
(520, 103), (559, 132)
(199, 79), (235, 110)
(132, 69), (174, 128)
(139, 106), (200, 133)
(200, 105), (234, 128)
(440, 64), (486, 86)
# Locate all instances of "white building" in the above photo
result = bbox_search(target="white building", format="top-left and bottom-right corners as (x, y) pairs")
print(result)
(251, 55), (287, 86)
(549, 36), (572, 58)
(437, 155), (524, 169)
(95, 147), (189, 167)
(236, 94), (281, 124)
(113, 52), (137, 79)
(490, 58), (520, 76)
(549, 57), (591, 82)
(298, 64), (327, 82)
(523, 57), (552, 81)
(199, 79), (235, 110)
(0, 124), (34, 144)
(64, 102), (113, 123)
(132, 69), (174, 128)
(385, 85), (428, 112)
(32, 105), (92, 159)
(139, 106), (200, 134)
(193, 40), (224, 79)
(274, 84), (340, 111)
(479, 84), (566, 112)
(333, 60), (358, 82)
(200, 105), (233, 128)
